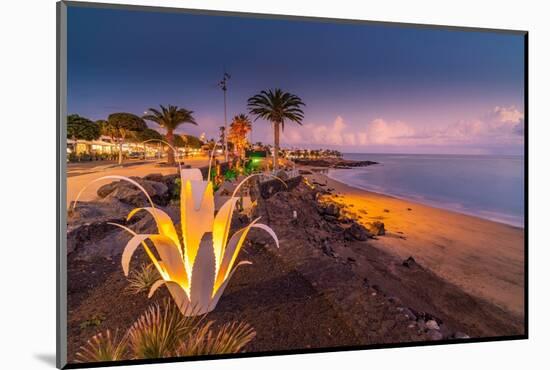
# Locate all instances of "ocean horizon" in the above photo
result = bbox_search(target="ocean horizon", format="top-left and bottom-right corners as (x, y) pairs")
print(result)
(328, 153), (525, 228)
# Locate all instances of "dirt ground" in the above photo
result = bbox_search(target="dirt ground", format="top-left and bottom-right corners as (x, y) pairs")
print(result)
(66, 178), (524, 364)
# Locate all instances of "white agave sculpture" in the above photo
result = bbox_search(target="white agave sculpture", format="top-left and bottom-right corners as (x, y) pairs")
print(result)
(73, 168), (279, 316)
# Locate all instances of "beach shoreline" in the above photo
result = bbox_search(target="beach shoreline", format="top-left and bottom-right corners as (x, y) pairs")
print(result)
(326, 168), (524, 229)
(304, 169), (525, 318)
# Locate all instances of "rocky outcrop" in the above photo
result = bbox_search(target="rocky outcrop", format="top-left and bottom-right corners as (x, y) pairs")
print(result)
(97, 176), (170, 206)
(294, 158), (378, 168)
(344, 222), (372, 241)
(67, 199), (177, 261)
(368, 221), (386, 236)
(259, 175), (302, 199)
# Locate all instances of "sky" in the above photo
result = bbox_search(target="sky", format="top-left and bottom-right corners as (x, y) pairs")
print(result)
(67, 6), (525, 155)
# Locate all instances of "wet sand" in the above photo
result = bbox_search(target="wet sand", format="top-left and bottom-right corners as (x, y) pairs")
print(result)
(307, 172), (525, 317)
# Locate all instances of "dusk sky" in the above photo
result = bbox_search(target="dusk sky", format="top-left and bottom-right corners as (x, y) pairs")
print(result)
(67, 6), (525, 155)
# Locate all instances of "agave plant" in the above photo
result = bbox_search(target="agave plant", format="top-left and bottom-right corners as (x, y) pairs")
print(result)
(75, 330), (128, 363)
(74, 168), (279, 316)
(76, 299), (256, 362)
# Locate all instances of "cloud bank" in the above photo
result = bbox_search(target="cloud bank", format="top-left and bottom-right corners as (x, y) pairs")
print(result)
(282, 106), (524, 153)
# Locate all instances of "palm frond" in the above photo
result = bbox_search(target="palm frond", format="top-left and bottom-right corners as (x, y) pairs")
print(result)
(143, 105), (197, 131)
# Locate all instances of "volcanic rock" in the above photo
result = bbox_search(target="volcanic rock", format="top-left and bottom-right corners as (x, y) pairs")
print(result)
(369, 221), (386, 236)
(402, 256), (417, 268)
(344, 222), (371, 241)
(97, 177), (170, 206)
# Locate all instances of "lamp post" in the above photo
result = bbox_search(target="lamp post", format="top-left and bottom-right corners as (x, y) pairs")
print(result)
(218, 72), (231, 163)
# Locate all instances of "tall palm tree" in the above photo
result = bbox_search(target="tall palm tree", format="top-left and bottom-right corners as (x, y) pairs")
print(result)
(247, 89), (305, 170)
(143, 105), (197, 166)
(229, 114), (252, 158)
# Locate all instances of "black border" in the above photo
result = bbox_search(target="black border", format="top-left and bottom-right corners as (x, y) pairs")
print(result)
(57, 1), (529, 369)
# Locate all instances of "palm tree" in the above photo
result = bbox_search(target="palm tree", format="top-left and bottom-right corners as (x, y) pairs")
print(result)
(143, 105), (197, 166)
(247, 89), (305, 170)
(228, 114), (252, 158)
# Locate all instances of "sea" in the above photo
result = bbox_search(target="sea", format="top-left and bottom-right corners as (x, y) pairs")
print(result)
(327, 153), (525, 228)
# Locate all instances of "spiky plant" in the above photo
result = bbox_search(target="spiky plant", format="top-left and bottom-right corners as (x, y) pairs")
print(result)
(74, 170), (280, 316)
(177, 321), (256, 356)
(76, 300), (256, 362)
(126, 299), (202, 359)
(75, 330), (128, 363)
(126, 263), (161, 295)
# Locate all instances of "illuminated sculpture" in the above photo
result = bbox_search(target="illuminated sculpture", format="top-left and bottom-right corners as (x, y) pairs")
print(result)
(73, 168), (279, 316)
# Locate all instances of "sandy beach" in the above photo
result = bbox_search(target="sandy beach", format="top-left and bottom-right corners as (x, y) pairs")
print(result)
(307, 171), (525, 318)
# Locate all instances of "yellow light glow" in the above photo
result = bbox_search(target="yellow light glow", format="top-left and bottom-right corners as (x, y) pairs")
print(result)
(97, 169), (279, 316)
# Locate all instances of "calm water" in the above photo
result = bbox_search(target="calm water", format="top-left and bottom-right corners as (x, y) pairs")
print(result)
(328, 153), (525, 227)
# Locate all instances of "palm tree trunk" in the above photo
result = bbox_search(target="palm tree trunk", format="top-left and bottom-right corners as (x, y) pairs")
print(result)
(166, 129), (175, 166)
(118, 139), (123, 165)
(273, 121), (280, 170)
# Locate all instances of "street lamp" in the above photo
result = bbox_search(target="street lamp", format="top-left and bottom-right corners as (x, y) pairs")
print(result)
(218, 72), (231, 163)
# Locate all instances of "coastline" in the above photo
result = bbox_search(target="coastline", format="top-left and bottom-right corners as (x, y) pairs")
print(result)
(326, 168), (524, 228)
(305, 170), (525, 318)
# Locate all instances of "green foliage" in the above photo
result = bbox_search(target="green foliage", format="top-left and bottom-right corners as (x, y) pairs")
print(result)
(131, 128), (163, 143)
(67, 152), (117, 162)
(98, 113), (147, 140)
(143, 105), (197, 165)
(143, 105), (197, 131)
(171, 134), (186, 148)
(67, 114), (101, 141)
(223, 169), (237, 182)
(80, 313), (106, 330)
(75, 330), (128, 363)
(126, 264), (161, 295)
(172, 177), (181, 201)
(244, 159), (259, 175)
(247, 88), (305, 130)
(182, 134), (203, 149)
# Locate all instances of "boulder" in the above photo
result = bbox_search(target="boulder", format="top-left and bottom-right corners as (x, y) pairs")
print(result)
(368, 221), (385, 236)
(402, 256), (417, 268)
(143, 173), (164, 183)
(344, 222), (371, 241)
(321, 240), (335, 257)
(402, 308), (417, 321)
(453, 332), (470, 339)
(426, 319), (440, 330)
(275, 170), (289, 181)
(427, 329), (443, 341)
(97, 177), (170, 206)
(323, 215), (338, 223)
(67, 199), (176, 260)
(321, 203), (340, 217)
